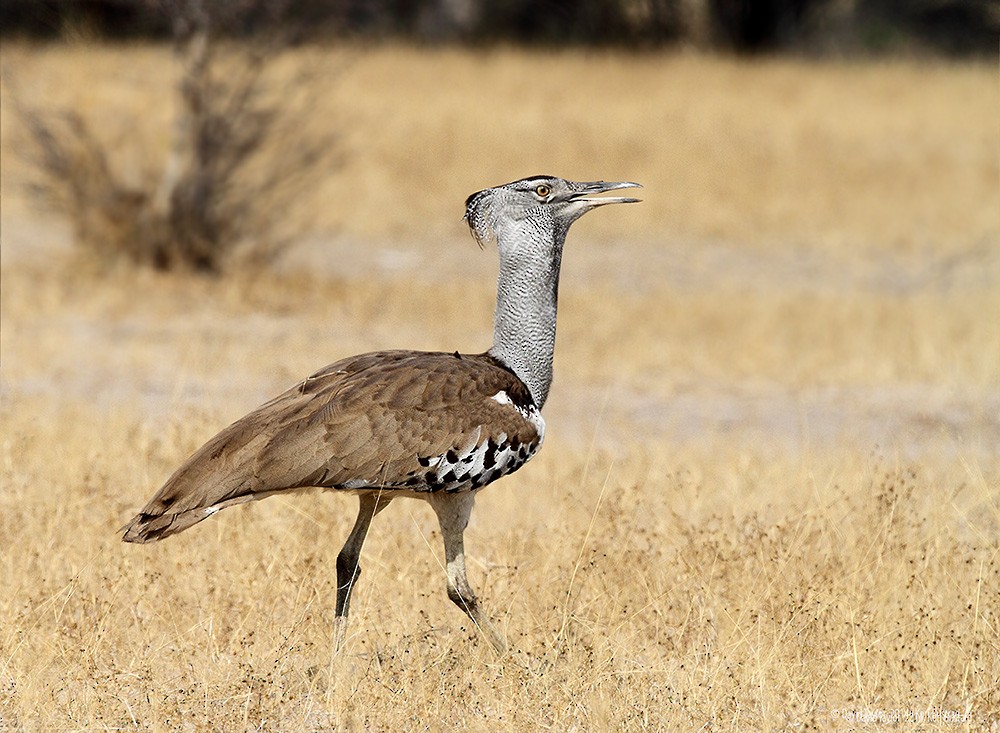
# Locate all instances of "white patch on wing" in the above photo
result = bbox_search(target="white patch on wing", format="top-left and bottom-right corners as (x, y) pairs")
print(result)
(518, 404), (545, 446)
(490, 391), (545, 446)
(460, 428), (489, 477)
(343, 479), (370, 489)
(459, 425), (483, 456)
(492, 390), (513, 406)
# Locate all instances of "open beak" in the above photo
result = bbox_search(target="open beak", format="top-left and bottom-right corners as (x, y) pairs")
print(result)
(558, 180), (643, 207)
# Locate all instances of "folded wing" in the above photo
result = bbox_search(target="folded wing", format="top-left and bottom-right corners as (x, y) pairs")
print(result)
(121, 350), (541, 542)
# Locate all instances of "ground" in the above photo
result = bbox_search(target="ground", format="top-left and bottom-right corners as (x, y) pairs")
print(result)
(0, 44), (997, 731)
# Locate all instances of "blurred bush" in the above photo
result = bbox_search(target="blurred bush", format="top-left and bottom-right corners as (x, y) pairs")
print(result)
(1, 0), (996, 55)
(13, 0), (340, 273)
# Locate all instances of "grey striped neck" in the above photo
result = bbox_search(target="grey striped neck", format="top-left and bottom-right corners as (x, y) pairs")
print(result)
(487, 217), (568, 410)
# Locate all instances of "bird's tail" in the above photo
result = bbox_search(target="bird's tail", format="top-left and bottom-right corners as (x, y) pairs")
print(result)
(120, 494), (244, 543)
(120, 488), (294, 543)
(120, 372), (335, 544)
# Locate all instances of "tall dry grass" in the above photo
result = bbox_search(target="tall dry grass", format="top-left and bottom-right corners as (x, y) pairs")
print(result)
(1, 43), (998, 730)
(1, 397), (995, 730)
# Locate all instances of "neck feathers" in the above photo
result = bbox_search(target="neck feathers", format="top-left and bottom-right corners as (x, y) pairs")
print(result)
(487, 218), (566, 409)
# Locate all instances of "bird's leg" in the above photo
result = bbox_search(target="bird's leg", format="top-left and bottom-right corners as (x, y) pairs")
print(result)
(429, 492), (507, 654)
(336, 492), (392, 619)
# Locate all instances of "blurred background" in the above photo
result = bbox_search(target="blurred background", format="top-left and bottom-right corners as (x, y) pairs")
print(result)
(2, 0), (998, 54)
(1, 2), (998, 729)
(1, 0), (997, 473)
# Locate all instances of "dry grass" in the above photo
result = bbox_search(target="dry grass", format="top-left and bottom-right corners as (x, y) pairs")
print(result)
(1, 43), (998, 731)
(1, 399), (996, 731)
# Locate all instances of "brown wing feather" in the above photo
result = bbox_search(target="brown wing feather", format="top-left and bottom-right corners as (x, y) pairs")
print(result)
(121, 351), (538, 543)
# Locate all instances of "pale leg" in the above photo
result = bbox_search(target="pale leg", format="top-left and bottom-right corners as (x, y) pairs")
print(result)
(429, 491), (507, 654)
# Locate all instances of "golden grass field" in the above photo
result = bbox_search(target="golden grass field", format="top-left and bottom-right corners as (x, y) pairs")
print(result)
(1, 43), (998, 730)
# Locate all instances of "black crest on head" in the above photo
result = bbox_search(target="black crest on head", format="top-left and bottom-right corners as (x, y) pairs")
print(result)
(463, 187), (492, 248)
(520, 174), (556, 184)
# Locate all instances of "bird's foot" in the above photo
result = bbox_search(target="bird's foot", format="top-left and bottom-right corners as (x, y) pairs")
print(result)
(468, 606), (507, 655)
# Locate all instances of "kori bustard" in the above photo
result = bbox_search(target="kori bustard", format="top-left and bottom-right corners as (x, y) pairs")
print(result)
(122, 175), (641, 653)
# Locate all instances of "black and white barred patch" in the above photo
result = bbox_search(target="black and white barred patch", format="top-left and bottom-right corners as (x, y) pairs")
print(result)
(333, 389), (544, 494)
(407, 390), (544, 493)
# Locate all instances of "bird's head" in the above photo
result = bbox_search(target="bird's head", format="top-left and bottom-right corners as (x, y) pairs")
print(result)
(464, 175), (642, 248)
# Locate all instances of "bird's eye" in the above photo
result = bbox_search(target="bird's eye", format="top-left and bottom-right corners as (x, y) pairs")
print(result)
(535, 185), (551, 198)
